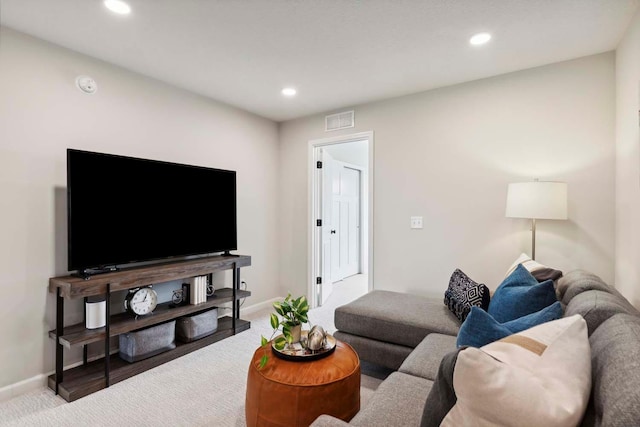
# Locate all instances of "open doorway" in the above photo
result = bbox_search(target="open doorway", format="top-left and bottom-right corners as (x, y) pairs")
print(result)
(309, 131), (374, 309)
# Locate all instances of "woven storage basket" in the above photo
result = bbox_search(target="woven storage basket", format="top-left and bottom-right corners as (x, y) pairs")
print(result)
(176, 308), (218, 343)
(119, 320), (176, 363)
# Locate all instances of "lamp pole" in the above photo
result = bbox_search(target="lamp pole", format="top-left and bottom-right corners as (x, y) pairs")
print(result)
(531, 218), (536, 260)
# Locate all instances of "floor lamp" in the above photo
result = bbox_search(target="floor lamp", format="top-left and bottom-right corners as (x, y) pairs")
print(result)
(505, 181), (568, 260)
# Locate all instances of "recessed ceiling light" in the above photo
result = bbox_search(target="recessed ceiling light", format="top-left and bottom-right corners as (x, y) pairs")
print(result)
(281, 87), (297, 97)
(470, 32), (492, 46)
(104, 0), (131, 15)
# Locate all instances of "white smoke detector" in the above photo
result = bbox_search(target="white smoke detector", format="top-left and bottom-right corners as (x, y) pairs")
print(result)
(75, 75), (98, 95)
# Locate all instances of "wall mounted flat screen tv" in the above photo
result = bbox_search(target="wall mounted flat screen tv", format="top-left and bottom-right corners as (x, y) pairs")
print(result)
(67, 149), (237, 273)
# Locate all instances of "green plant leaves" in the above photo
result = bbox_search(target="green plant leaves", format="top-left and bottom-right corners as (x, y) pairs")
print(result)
(298, 297), (309, 314)
(273, 302), (284, 316)
(259, 354), (268, 369)
(260, 293), (310, 368)
(274, 336), (286, 350)
(270, 313), (279, 329)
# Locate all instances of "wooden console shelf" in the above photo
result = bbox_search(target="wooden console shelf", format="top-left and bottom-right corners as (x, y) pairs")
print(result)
(49, 288), (251, 348)
(48, 254), (251, 402)
(48, 318), (250, 402)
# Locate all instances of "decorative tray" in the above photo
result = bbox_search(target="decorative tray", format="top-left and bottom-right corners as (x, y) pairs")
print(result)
(271, 331), (337, 361)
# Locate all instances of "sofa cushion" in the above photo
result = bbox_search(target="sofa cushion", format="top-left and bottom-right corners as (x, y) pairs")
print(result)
(564, 290), (640, 336)
(488, 264), (558, 323)
(333, 331), (413, 370)
(556, 270), (627, 305)
(456, 302), (563, 348)
(334, 291), (460, 348)
(444, 269), (491, 322)
(348, 372), (433, 427)
(399, 334), (457, 381)
(420, 349), (462, 427)
(583, 314), (640, 427)
(442, 315), (591, 427)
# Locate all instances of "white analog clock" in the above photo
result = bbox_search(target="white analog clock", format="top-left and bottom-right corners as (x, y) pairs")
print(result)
(124, 287), (158, 316)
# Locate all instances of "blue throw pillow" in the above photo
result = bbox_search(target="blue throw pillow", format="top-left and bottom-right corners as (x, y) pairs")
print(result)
(457, 302), (563, 348)
(488, 263), (558, 323)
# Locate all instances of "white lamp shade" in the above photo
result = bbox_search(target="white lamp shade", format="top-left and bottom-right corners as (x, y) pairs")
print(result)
(505, 181), (568, 220)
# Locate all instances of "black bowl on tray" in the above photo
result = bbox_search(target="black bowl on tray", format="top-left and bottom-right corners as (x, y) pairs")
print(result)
(271, 330), (337, 361)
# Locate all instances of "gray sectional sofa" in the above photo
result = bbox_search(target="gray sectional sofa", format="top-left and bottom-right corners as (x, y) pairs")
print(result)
(311, 270), (640, 426)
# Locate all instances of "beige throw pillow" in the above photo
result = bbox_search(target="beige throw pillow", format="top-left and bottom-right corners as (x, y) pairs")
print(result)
(441, 315), (591, 427)
(504, 252), (546, 278)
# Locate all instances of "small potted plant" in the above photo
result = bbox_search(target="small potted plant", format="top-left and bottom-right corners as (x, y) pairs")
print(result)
(259, 293), (309, 368)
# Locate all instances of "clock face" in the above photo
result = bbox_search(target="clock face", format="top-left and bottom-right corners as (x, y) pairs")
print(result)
(129, 287), (158, 316)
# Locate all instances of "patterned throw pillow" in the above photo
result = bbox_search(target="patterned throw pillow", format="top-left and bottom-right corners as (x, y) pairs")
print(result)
(444, 269), (491, 322)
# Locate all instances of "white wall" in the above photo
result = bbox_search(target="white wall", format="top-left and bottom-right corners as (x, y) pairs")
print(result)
(615, 9), (640, 308)
(280, 53), (616, 301)
(0, 27), (280, 390)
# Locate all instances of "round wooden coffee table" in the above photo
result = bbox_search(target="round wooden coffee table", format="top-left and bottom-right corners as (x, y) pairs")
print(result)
(245, 340), (360, 427)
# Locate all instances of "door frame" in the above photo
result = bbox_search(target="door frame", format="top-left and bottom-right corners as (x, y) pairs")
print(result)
(308, 131), (374, 308)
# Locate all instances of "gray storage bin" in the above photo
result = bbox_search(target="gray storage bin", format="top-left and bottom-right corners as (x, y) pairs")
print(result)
(176, 308), (218, 342)
(119, 320), (176, 363)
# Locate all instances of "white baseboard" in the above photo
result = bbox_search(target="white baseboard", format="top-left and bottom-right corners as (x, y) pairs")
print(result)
(0, 350), (123, 403)
(0, 373), (49, 402)
(240, 297), (282, 316)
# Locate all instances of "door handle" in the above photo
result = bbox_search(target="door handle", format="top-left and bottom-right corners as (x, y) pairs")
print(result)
(331, 230), (336, 234)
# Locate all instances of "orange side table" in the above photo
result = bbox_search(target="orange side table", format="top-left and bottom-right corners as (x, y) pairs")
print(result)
(245, 340), (360, 427)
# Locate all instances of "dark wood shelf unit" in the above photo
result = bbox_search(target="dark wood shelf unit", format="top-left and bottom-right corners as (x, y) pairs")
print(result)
(49, 288), (251, 348)
(50, 254), (251, 299)
(48, 317), (250, 402)
(48, 254), (251, 402)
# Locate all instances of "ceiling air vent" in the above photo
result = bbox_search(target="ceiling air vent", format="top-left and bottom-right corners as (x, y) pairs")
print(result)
(325, 110), (354, 132)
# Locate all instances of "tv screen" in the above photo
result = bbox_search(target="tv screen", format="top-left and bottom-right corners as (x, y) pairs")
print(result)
(67, 149), (237, 272)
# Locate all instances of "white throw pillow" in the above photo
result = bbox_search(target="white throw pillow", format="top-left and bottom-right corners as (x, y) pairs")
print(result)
(442, 315), (591, 427)
(504, 252), (547, 278)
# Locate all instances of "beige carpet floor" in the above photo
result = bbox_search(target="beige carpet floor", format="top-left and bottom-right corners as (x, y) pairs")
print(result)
(0, 275), (386, 426)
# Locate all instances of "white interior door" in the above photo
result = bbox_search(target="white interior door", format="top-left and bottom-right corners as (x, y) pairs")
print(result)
(320, 153), (361, 303)
(320, 150), (335, 304)
(340, 166), (360, 277)
(329, 162), (361, 282)
(334, 165), (360, 279)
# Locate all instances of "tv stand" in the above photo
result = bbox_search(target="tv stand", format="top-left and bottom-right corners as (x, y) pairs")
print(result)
(48, 254), (251, 402)
(73, 265), (120, 280)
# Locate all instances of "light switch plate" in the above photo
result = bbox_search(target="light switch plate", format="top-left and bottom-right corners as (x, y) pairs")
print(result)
(410, 216), (423, 229)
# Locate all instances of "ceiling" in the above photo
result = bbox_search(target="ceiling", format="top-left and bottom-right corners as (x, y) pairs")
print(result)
(1, 0), (637, 122)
